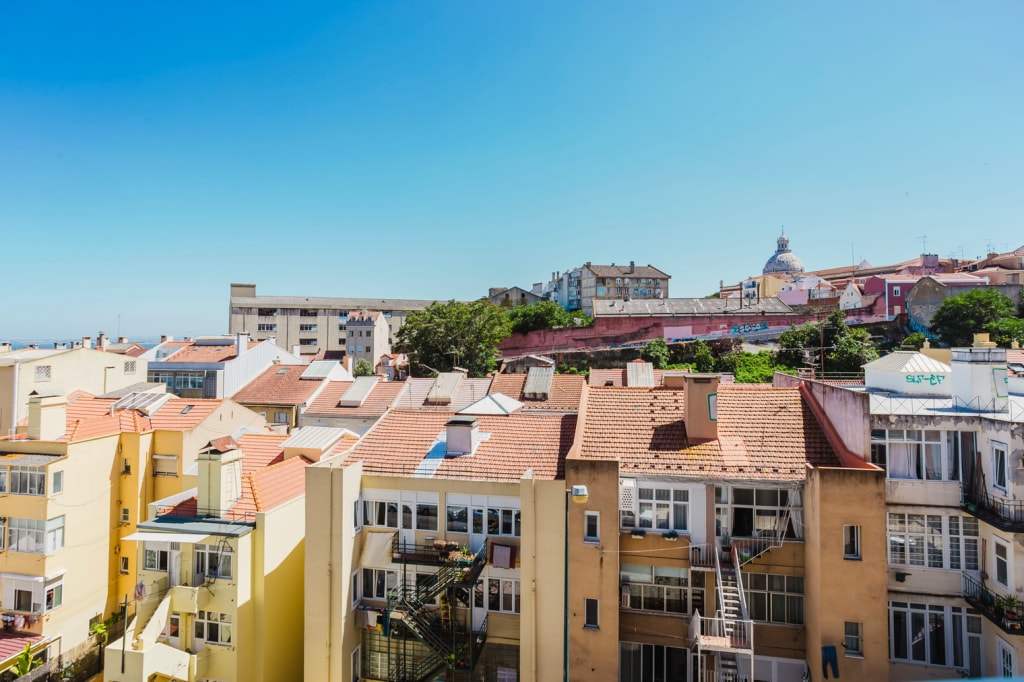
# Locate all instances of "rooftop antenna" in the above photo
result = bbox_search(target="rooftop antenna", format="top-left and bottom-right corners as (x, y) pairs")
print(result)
(917, 235), (928, 253)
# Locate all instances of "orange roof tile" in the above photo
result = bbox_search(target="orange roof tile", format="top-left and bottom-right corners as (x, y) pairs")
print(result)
(389, 377), (493, 411)
(233, 365), (324, 406)
(588, 368), (683, 387)
(576, 384), (837, 480)
(59, 395), (236, 442)
(343, 409), (575, 481)
(236, 433), (289, 473)
(488, 374), (584, 411)
(304, 379), (406, 418)
(155, 340), (259, 364)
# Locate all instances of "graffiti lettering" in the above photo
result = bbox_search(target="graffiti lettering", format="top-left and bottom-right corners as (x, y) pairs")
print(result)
(730, 322), (768, 335)
(905, 374), (946, 386)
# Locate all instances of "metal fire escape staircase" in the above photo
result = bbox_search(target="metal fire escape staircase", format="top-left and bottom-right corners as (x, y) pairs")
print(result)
(385, 540), (489, 682)
(690, 510), (790, 681)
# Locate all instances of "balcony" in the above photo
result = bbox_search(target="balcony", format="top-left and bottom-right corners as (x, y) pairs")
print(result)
(392, 537), (459, 566)
(962, 572), (1024, 635)
(961, 489), (1024, 533)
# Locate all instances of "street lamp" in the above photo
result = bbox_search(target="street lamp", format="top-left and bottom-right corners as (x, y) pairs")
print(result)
(564, 484), (589, 682)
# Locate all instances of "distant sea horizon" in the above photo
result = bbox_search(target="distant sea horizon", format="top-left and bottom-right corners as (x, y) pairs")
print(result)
(6, 338), (163, 350)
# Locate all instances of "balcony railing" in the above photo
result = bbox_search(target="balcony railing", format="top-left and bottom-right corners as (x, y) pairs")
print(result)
(962, 488), (1024, 533)
(962, 572), (1024, 635)
(690, 611), (753, 652)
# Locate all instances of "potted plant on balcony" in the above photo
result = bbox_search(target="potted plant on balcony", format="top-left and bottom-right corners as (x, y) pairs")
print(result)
(446, 545), (475, 566)
(630, 529), (646, 539)
(997, 594), (1023, 630)
(663, 530), (679, 542)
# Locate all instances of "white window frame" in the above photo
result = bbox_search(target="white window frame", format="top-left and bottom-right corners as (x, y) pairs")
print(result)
(121, 508), (130, 525)
(584, 511), (600, 543)
(485, 578), (520, 614)
(886, 512), (978, 570)
(993, 442), (1009, 492)
(273, 411), (289, 424)
(353, 498), (362, 535)
(144, 543), (170, 571)
(843, 525), (861, 560)
(997, 637), (1014, 677)
(351, 571), (360, 607)
(620, 483), (689, 533)
(10, 466), (46, 496)
(194, 544), (233, 580)
(194, 610), (232, 645)
(7, 518), (44, 553)
(361, 568), (398, 600)
(446, 505), (468, 533)
(994, 537), (1010, 588)
(120, 556), (130, 574)
(889, 602), (981, 670)
(743, 572), (804, 625)
(51, 470), (63, 495)
(352, 645), (362, 681)
(620, 563), (700, 615)
(870, 429), (947, 481)
(844, 621), (863, 656)
(44, 578), (63, 611)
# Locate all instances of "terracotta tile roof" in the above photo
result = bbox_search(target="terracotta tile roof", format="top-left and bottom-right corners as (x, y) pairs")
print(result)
(488, 374), (584, 411)
(576, 384), (838, 480)
(389, 377), (493, 411)
(153, 340), (259, 364)
(60, 396), (234, 442)
(233, 365), (324, 406)
(236, 433), (289, 473)
(343, 410), (576, 481)
(161, 443), (310, 519)
(304, 380), (406, 418)
(0, 631), (45, 666)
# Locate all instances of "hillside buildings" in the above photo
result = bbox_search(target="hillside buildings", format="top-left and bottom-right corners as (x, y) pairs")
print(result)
(533, 262), (671, 316)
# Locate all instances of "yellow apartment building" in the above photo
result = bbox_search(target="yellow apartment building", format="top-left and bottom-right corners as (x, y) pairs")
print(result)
(305, 389), (576, 681)
(0, 389), (265, 673)
(105, 426), (356, 682)
(565, 374), (889, 682)
(0, 344), (147, 435)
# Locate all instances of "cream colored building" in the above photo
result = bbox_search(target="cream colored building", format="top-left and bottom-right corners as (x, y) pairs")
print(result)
(810, 336), (1024, 679)
(0, 345), (147, 435)
(0, 390), (265, 671)
(105, 426), (356, 682)
(304, 391), (576, 681)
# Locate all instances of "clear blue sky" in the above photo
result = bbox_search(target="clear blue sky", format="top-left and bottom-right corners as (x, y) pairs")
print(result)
(2, 1), (1022, 339)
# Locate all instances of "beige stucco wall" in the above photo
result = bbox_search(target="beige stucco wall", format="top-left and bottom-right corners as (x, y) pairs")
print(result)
(0, 348), (148, 434)
(804, 466), (889, 682)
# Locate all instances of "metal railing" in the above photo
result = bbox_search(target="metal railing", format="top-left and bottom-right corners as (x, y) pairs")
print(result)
(731, 508), (792, 567)
(689, 542), (715, 570)
(962, 489), (1024, 532)
(690, 614), (753, 650)
(962, 572), (1024, 634)
(730, 545), (751, 622)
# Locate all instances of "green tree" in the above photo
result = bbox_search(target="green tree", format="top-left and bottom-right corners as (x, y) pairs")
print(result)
(353, 358), (374, 377)
(778, 311), (878, 374)
(930, 288), (1016, 347)
(986, 317), (1024, 347)
(692, 340), (715, 373)
(12, 644), (41, 677)
(902, 332), (927, 350)
(506, 301), (591, 335)
(640, 338), (670, 369)
(396, 300), (512, 377)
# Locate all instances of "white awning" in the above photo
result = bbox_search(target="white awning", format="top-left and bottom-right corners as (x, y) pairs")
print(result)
(362, 531), (396, 567)
(121, 531), (209, 544)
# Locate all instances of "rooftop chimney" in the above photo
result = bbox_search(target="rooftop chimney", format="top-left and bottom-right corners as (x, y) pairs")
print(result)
(118, 336), (128, 344)
(236, 332), (250, 358)
(0, 343), (11, 353)
(445, 416), (480, 456)
(681, 374), (721, 443)
(81, 336), (92, 349)
(950, 334), (1008, 412)
(629, 261), (635, 274)
(98, 331), (109, 351)
(27, 392), (67, 441)
(197, 448), (244, 517)
(160, 335), (173, 343)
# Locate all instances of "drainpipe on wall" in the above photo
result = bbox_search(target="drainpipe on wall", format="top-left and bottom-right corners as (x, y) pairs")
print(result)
(10, 359), (19, 437)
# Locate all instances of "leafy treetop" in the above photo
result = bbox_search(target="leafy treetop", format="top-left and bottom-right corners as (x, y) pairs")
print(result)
(396, 300), (512, 378)
(929, 288), (1017, 347)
